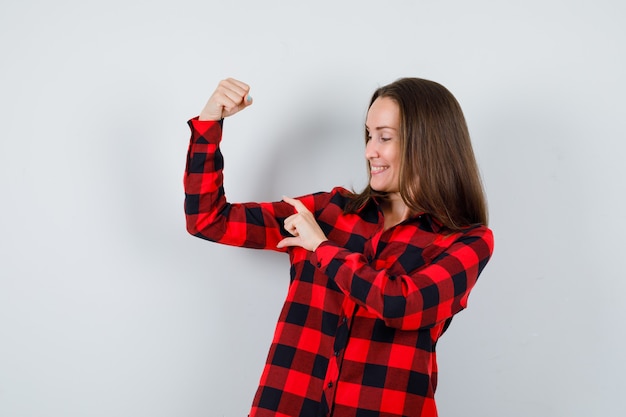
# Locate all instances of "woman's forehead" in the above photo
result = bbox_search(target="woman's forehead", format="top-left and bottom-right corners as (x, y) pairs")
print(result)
(366, 97), (400, 129)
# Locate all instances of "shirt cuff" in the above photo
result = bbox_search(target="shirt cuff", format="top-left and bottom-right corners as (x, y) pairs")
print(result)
(311, 240), (341, 272)
(187, 117), (223, 144)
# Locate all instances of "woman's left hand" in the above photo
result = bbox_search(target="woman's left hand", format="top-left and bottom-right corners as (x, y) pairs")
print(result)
(277, 196), (328, 251)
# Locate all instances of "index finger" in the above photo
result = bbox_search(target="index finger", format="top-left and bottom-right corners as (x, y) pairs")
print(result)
(282, 196), (307, 213)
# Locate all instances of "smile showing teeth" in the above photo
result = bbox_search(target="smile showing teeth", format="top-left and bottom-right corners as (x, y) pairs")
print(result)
(371, 166), (388, 174)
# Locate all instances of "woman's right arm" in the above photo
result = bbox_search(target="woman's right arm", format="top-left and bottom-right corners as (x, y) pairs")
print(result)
(184, 116), (291, 250)
(184, 78), (325, 251)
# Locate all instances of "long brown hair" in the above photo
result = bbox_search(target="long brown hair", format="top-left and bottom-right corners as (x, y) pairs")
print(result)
(346, 77), (488, 229)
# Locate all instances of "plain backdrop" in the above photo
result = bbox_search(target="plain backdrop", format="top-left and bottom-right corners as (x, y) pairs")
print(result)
(1, 1), (625, 416)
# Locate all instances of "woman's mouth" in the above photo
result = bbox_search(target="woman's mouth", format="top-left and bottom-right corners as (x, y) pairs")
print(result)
(370, 166), (388, 175)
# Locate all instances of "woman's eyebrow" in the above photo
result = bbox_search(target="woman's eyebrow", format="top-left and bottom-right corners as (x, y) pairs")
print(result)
(365, 124), (398, 131)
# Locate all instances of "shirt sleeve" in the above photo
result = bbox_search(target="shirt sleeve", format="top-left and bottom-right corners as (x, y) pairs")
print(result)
(183, 117), (330, 250)
(311, 225), (494, 330)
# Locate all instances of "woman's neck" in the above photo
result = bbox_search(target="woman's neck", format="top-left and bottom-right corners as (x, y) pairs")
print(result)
(382, 193), (411, 230)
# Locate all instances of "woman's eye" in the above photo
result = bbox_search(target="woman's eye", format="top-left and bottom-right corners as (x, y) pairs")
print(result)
(381, 137), (391, 142)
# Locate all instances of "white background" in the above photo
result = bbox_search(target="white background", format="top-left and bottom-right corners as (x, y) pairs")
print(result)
(1, 1), (625, 416)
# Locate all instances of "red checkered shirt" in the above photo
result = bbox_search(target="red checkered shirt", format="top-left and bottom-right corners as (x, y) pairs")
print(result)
(184, 118), (494, 417)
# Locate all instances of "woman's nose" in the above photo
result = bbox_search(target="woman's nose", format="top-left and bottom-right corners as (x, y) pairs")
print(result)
(365, 140), (378, 159)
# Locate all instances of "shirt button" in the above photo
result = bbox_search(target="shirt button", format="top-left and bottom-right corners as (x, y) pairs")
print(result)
(327, 382), (333, 388)
(342, 317), (347, 324)
(334, 351), (339, 356)
(316, 262), (322, 268)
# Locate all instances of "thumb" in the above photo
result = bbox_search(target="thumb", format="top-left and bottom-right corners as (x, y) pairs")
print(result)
(244, 93), (253, 107)
(235, 93), (254, 114)
(277, 236), (299, 249)
(222, 93), (253, 118)
(236, 93), (253, 112)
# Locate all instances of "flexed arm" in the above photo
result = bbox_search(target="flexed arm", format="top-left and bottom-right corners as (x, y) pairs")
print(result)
(185, 78), (287, 249)
(185, 79), (336, 251)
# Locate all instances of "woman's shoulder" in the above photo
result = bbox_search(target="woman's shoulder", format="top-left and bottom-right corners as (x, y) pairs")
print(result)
(328, 186), (358, 207)
(309, 186), (354, 201)
(304, 186), (358, 214)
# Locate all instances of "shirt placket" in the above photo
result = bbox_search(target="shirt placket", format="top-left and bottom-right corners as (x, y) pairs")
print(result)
(322, 299), (356, 417)
(323, 208), (385, 416)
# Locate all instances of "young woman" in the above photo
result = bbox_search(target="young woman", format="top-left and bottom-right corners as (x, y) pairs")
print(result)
(184, 77), (494, 417)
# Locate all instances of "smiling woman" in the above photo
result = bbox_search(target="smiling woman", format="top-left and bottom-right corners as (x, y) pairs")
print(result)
(184, 77), (494, 417)
(348, 78), (488, 231)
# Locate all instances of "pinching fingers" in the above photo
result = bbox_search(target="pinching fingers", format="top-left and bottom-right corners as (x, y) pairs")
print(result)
(283, 213), (299, 237)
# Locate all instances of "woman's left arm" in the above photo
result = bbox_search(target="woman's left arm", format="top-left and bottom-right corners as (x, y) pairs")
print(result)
(277, 197), (494, 331)
(313, 226), (494, 330)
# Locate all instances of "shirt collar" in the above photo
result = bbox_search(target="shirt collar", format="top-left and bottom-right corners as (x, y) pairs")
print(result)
(361, 196), (443, 232)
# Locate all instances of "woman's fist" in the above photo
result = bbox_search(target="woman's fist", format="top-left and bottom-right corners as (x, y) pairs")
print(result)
(199, 78), (253, 121)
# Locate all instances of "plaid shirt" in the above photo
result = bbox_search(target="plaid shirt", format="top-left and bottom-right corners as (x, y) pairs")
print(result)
(184, 118), (494, 417)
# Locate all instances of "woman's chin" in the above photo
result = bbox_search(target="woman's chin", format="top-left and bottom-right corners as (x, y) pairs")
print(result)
(369, 182), (388, 193)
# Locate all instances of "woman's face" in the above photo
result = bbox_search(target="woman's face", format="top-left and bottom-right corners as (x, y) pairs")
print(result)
(365, 96), (402, 194)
